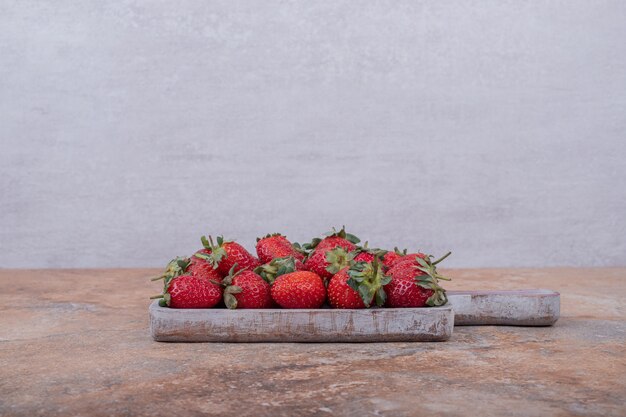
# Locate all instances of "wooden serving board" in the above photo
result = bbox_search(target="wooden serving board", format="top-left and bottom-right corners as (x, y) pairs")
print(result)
(149, 302), (454, 342)
(448, 289), (560, 326)
(149, 289), (559, 342)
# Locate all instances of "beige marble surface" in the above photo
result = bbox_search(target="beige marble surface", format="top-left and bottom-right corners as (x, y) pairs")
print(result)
(1, 268), (624, 416)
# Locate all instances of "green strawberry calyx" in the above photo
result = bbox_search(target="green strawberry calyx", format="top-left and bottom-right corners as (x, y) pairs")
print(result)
(221, 264), (244, 309)
(196, 235), (233, 270)
(302, 226), (361, 251)
(355, 241), (388, 257)
(302, 237), (322, 252)
(324, 225), (360, 244)
(346, 258), (391, 307)
(413, 252), (452, 306)
(254, 256), (298, 284)
(255, 232), (285, 243)
(149, 291), (172, 307)
(393, 247), (408, 256)
(291, 242), (309, 257)
(149, 256), (191, 299)
(325, 247), (356, 275)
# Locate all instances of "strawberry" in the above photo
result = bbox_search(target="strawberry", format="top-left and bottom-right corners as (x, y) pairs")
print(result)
(152, 256), (191, 281)
(384, 274), (433, 308)
(151, 274), (222, 309)
(388, 252), (428, 268)
(353, 242), (387, 264)
(328, 258), (390, 309)
(324, 243), (385, 277)
(197, 235), (261, 276)
(221, 265), (272, 309)
(255, 233), (305, 264)
(384, 252), (451, 307)
(327, 268), (365, 309)
(151, 256), (192, 292)
(254, 256), (303, 284)
(303, 227), (360, 281)
(387, 251), (450, 274)
(188, 249), (224, 283)
(323, 247), (356, 276)
(381, 248), (406, 268)
(271, 271), (326, 309)
(354, 251), (375, 263)
(303, 226), (360, 252)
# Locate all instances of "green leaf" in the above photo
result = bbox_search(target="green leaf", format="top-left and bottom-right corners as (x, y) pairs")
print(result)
(426, 289), (447, 306)
(346, 277), (360, 292)
(225, 285), (243, 294)
(415, 257), (429, 268)
(432, 251), (452, 265)
(224, 293), (238, 309)
(325, 247), (354, 274)
(416, 282), (432, 290)
(358, 284), (372, 307)
(345, 233), (361, 244)
(375, 288), (387, 306)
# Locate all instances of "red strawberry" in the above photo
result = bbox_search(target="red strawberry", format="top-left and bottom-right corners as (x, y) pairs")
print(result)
(254, 256), (304, 284)
(384, 252), (451, 307)
(388, 252), (428, 268)
(303, 227), (360, 281)
(388, 251), (451, 274)
(188, 249), (224, 283)
(328, 259), (390, 309)
(302, 226), (360, 252)
(197, 235), (261, 276)
(352, 243), (386, 264)
(271, 271), (326, 309)
(151, 274), (222, 309)
(327, 268), (365, 309)
(354, 251), (375, 263)
(384, 275), (433, 308)
(221, 266), (272, 309)
(381, 248), (406, 268)
(256, 233), (305, 264)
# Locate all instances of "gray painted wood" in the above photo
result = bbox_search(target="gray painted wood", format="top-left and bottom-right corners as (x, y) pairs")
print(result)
(448, 289), (560, 326)
(149, 289), (560, 342)
(149, 302), (454, 342)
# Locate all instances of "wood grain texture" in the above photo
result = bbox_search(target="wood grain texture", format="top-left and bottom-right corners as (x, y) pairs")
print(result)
(448, 289), (560, 326)
(150, 302), (454, 342)
(149, 289), (560, 342)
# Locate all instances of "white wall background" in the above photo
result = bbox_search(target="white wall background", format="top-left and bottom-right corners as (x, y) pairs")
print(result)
(1, 0), (625, 268)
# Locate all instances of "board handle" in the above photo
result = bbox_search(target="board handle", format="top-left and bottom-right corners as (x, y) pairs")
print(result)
(447, 289), (560, 326)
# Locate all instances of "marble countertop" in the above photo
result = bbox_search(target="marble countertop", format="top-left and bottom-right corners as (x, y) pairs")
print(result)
(1, 268), (624, 417)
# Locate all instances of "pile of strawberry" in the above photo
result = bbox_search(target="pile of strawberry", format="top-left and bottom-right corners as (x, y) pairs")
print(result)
(151, 227), (451, 309)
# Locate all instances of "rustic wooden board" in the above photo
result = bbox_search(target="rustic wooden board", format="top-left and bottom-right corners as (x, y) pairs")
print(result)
(448, 289), (560, 326)
(149, 301), (454, 342)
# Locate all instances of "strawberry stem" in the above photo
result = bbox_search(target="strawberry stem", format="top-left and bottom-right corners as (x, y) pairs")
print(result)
(432, 251), (452, 265)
